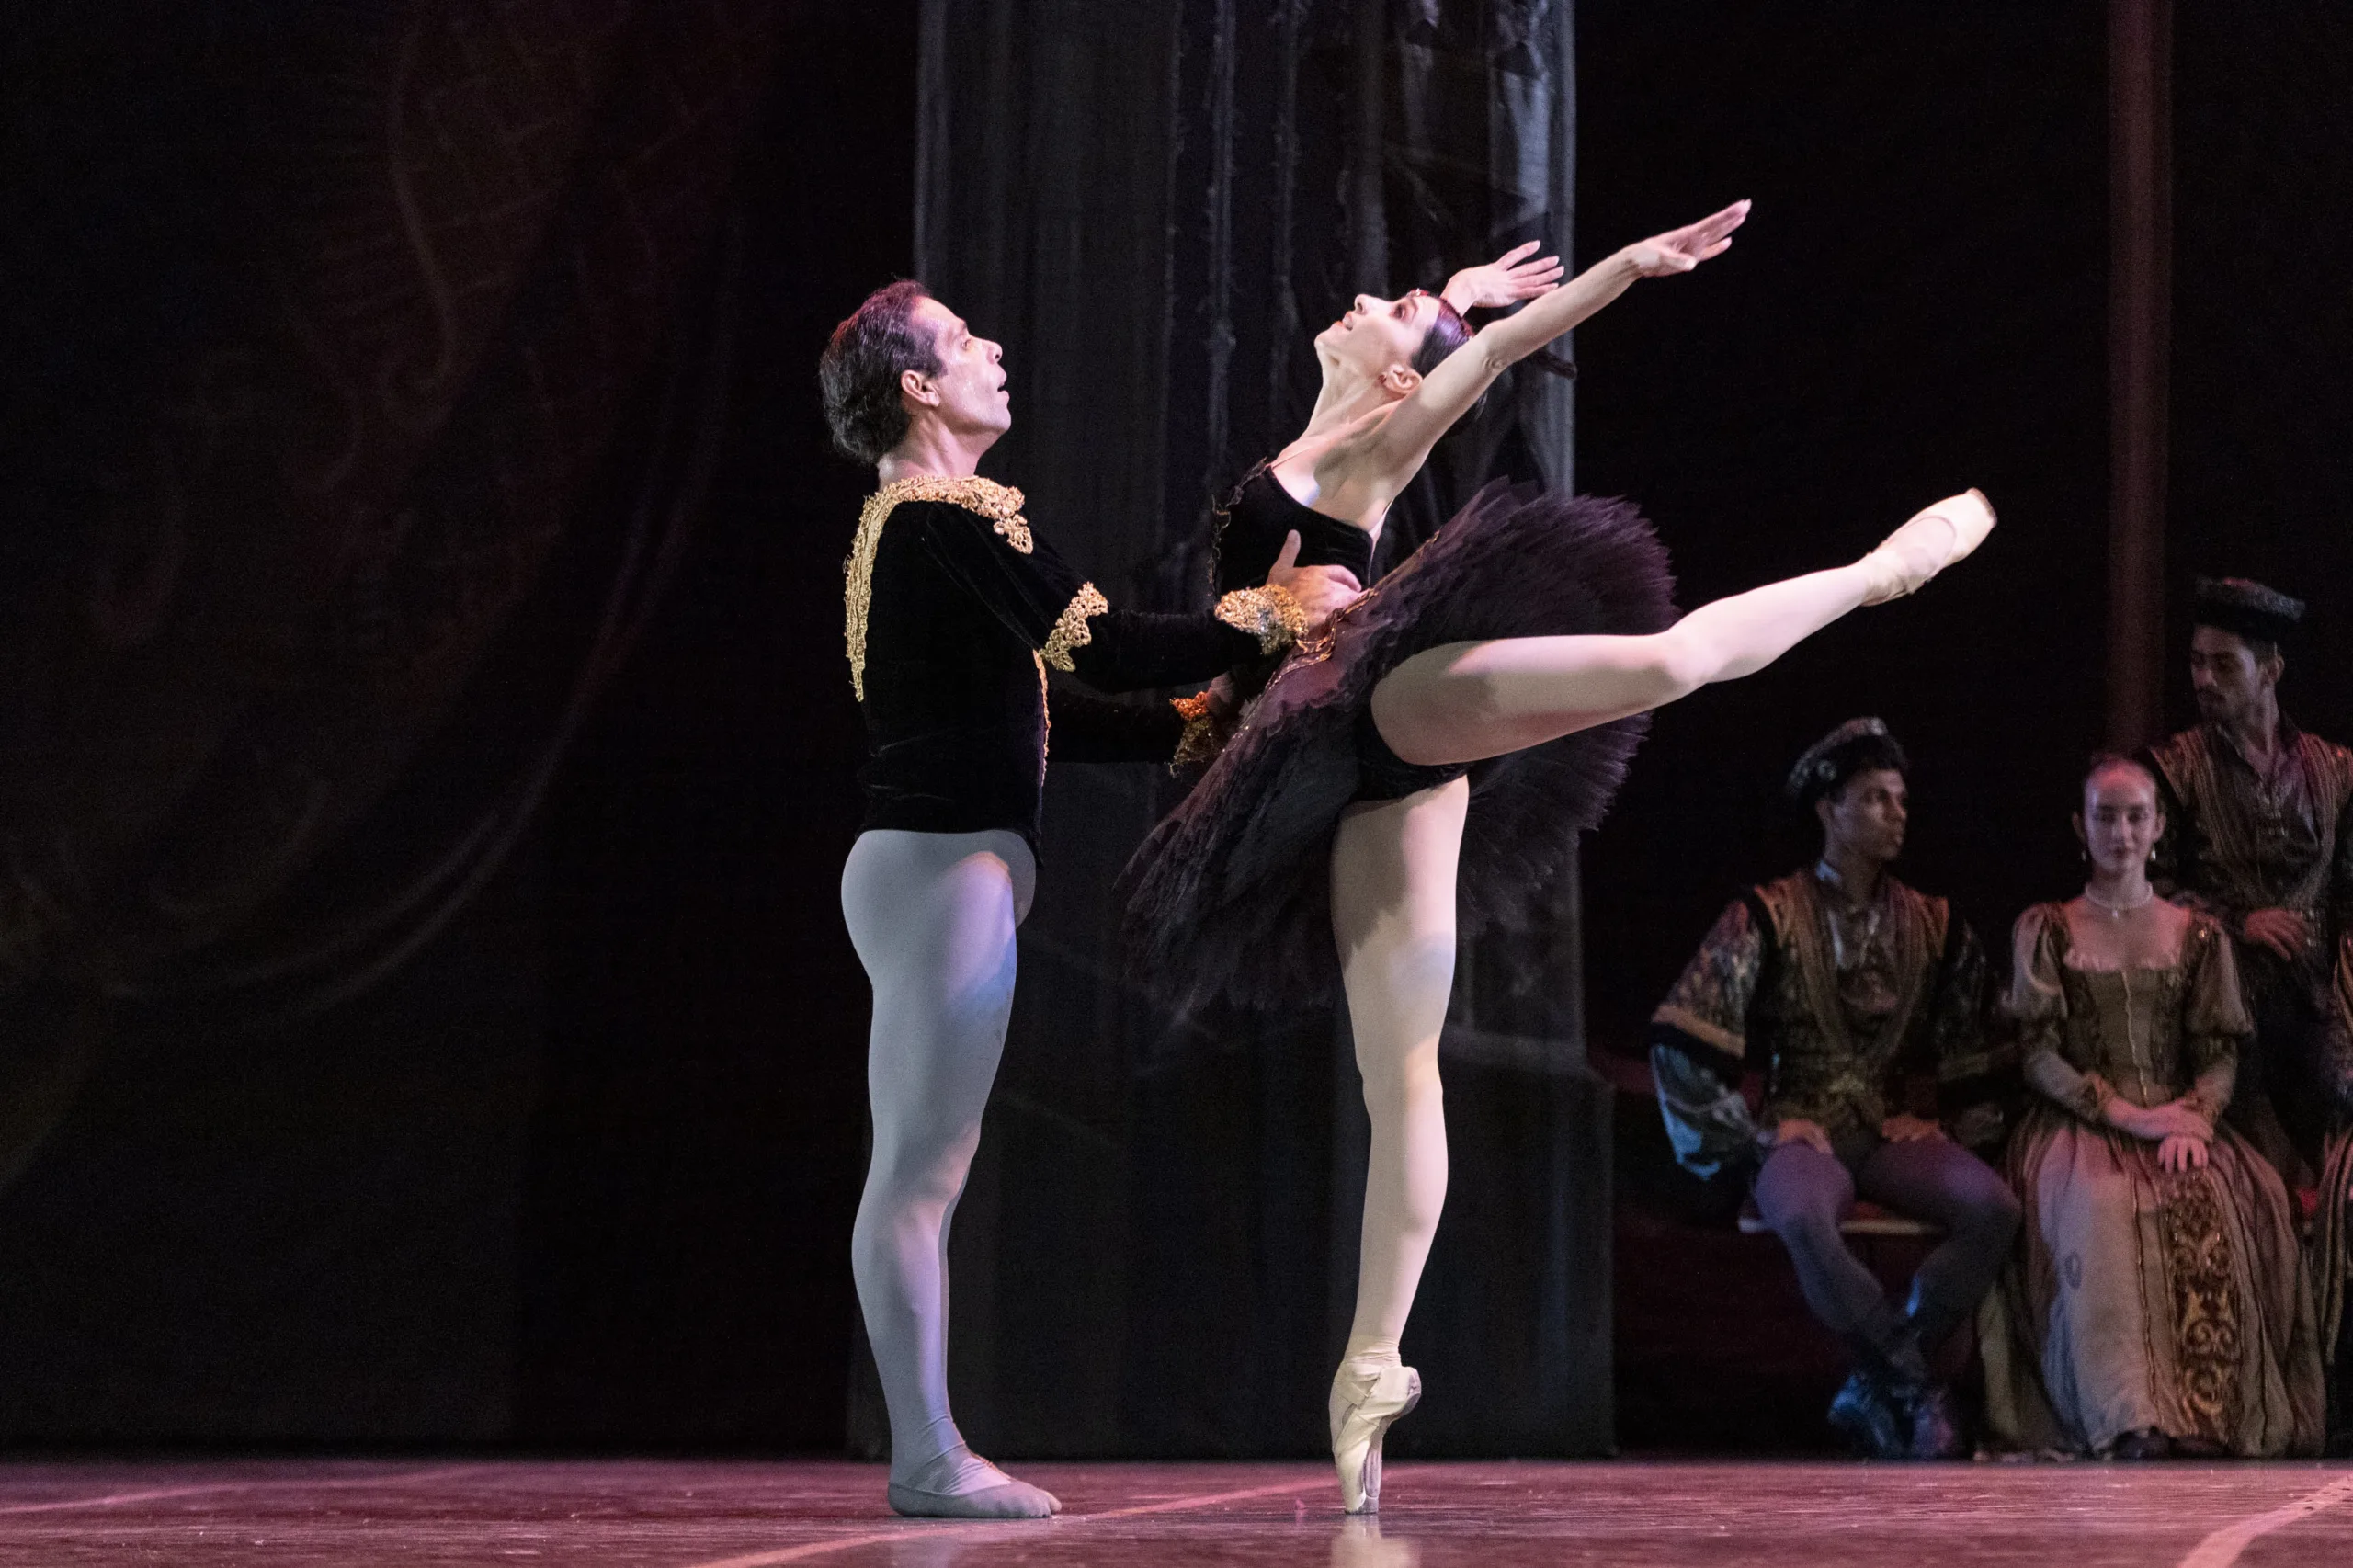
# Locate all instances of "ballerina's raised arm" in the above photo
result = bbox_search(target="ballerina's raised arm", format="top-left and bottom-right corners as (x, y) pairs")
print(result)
(1364, 199), (1749, 483)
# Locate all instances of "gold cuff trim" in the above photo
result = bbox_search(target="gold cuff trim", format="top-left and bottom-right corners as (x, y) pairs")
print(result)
(845, 474), (1029, 700)
(1040, 583), (1110, 672)
(1652, 1005), (1745, 1061)
(1214, 584), (1308, 653)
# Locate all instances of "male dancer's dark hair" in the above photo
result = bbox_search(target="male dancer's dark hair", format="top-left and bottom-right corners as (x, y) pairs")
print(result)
(820, 279), (940, 464)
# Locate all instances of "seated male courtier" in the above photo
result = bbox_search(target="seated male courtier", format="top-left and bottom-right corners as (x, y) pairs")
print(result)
(1649, 718), (2018, 1459)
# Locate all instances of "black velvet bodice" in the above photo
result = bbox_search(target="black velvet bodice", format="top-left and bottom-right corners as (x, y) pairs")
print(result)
(854, 493), (1267, 853)
(1214, 466), (1377, 593)
(1211, 466), (1454, 798)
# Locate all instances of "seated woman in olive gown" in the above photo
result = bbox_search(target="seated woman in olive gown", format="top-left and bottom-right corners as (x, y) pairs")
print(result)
(1981, 754), (2324, 1457)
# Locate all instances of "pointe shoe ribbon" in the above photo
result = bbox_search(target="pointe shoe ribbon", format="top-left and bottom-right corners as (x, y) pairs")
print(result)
(1329, 1359), (1422, 1515)
(1859, 488), (1995, 605)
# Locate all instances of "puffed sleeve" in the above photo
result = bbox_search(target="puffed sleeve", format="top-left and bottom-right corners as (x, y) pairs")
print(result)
(1646, 896), (1766, 1179)
(1652, 897), (1766, 1064)
(2007, 903), (2108, 1123)
(2143, 744), (2230, 929)
(1928, 916), (2012, 1149)
(2179, 914), (2252, 1126)
(908, 502), (1295, 692)
(2326, 790), (2353, 1118)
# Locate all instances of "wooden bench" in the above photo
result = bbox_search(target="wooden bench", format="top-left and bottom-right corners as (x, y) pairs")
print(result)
(1736, 1199), (1944, 1239)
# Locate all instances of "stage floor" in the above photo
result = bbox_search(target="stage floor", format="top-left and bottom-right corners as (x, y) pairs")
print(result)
(0, 1458), (2348, 1566)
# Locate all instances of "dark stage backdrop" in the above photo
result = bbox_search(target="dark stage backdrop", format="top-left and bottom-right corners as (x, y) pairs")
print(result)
(0, 1), (2348, 1456)
(897, 0), (1605, 1462)
(0, 2), (903, 1446)
(1572, 7), (2115, 1051)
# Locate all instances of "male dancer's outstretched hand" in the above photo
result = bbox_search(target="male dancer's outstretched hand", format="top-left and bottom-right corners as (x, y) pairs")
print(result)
(1268, 528), (1364, 630)
(1620, 199), (1750, 277)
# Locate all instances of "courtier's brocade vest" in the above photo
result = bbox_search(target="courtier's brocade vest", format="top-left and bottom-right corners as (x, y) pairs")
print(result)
(1652, 868), (1993, 1137)
(2145, 722), (2353, 1006)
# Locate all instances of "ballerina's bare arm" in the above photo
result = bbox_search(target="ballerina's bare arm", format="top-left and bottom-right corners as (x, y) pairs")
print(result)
(1361, 199), (1750, 485)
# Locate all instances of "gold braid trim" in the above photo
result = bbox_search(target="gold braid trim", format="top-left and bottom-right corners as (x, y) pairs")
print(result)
(1040, 583), (1111, 673)
(845, 474), (1030, 699)
(1214, 584), (1308, 654)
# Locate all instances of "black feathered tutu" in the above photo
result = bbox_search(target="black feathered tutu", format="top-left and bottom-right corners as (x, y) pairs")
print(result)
(1122, 481), (1677, 1014)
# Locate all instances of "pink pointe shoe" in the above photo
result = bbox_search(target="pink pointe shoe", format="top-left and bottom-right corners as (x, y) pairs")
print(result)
(1859, 488), (1995, 605)
(1329, 1358), (1421, 1514)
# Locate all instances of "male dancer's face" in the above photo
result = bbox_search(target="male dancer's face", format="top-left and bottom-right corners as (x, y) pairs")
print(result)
(902, 295), (1011, 447)
(2188, 625), (2280, 728)
(1817, 767), (1908, 868)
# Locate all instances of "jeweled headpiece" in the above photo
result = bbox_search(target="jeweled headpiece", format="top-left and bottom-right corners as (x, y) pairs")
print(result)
(1786, 717), (1909, 806)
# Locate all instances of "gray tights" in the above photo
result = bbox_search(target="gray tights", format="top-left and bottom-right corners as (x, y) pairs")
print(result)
(842, 827), (1036, 1497)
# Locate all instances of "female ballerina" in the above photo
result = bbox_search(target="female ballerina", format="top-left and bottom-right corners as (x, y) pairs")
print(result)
(1127, 199), (1996, 1512)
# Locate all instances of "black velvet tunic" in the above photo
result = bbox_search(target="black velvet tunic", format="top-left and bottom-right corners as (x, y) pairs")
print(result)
(852, 485), (1279, 853)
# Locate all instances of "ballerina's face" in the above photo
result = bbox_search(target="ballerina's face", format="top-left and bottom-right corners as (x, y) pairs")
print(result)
(903, 294), (1011, 439)
(1315, 290), (1442, 390)
(2077, 763), (2165, 879)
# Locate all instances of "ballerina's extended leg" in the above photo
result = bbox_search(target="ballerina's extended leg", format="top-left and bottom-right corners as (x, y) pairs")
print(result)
(1368, 491), (1994, 767)
(1324, 777), (1469, 1513)
(843, 829), (1062, 1520)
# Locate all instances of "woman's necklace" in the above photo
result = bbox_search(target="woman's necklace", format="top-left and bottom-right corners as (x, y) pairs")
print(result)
(2084, 882), (2154, 917)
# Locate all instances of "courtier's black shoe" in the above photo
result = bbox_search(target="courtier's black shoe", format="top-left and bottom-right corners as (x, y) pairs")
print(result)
(1827, 1369), (1907, 1459)
(1904, 1381), (1966, 1460)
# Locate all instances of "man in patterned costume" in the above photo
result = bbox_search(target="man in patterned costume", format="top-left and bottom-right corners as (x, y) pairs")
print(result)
(1649, 718), (2017, 1459)
(2143, 576), (2353, 1452)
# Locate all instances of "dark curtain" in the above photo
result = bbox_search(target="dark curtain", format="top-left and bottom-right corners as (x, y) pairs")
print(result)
(0, 1), (786, 1438)
(898, 0), (1609, 1460)
(2171, 7), (2353, 730)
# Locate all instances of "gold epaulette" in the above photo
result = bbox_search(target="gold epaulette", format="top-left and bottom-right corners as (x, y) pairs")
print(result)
(845, 474), (1030, 699)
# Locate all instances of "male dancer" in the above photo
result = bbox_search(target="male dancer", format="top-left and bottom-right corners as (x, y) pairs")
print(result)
(1649, 719), (2017, 1458)
(2143, 576), (2353, 1450)
(818, 280), (1360, 1517)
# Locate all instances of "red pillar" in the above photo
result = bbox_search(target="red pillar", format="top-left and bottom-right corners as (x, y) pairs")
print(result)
(2108, 0), (2172, 747)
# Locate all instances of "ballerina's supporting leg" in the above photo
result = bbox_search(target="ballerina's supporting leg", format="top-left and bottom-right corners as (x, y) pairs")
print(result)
(1318, 561), (1876, 1514)
(1325, 775), (1469, 1513)
(841, 828), (1061, 1520)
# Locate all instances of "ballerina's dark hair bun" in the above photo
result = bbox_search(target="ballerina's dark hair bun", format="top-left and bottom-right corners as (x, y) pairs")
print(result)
(1411, 297), (1576, 382)
(1411, 298), (1473, 379)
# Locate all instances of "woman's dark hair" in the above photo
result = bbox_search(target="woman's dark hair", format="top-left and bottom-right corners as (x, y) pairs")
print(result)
(1408, 295), (1577, 383)
(819, 279), (941, 465)
(1410, 297), (1474, 379)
